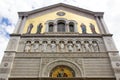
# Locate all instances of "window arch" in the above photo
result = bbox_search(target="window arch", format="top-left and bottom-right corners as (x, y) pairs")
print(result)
(69, 22), (75, 32)
(57, 20), (66, 32)
(46, 18), (77, 33)
(48, 22), (54, 32)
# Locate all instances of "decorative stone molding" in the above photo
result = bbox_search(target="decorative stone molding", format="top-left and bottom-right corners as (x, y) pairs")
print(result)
(56, 12), (66, 16)
(42, 59), (82, 77)
(15, 52), (108, 58)
(18, 37), (105, 53)
(45, 18), (78, 33)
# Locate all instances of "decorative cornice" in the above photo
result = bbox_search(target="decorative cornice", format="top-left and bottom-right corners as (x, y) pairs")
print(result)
(15, 52), (109, 58)
(10, 33), (113, 38)
(10, 34), (21, 37)
(18, 3), (104, 17)
(9, 77), (115, 80)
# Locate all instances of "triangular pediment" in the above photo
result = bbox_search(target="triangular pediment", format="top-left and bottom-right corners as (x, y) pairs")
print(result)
(18, 3), (103, 17)
(21, 3), (103, 34)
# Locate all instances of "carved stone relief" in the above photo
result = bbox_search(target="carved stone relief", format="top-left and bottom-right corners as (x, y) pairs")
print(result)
(24, 41), (31, 52)
(75, 41), (82, 52)
(59, 41), (65, 52)
(42, 58), (83, 77)
(50, 41), (56, 52)
(116, 62), (120, 67)
(20, 38), (105, 53)
(41, 41), (48, 52)
(32, 41), (39, 52)
(67, 41), (73, 52)
(3, 63), (8, 67)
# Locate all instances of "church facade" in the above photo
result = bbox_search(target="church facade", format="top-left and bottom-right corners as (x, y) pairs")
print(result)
(0, 3), (120, 80)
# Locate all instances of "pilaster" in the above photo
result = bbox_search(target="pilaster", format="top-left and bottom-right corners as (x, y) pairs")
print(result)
(103, 36), (118, 52)
(95, 16), (105, 34)
(108, 53), (120, 80)
(13, 17), (22, 34)
(19, 16), (27, 34)
(66, 22), (69, 32)
(0, 52), (15, 80)
(54, 23), (57, 32)
(100, 17), (110, 34)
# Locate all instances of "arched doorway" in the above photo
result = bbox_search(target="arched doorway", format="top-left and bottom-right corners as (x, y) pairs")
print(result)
(50, 65), (75, 78)
(42, 60), (82, 77)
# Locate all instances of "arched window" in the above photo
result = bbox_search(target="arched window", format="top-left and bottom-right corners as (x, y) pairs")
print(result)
(69, 22), (74, 32)
(46, 19), (77, 33)
(48, 22), (54, 32)
(57, 20), (66, 32)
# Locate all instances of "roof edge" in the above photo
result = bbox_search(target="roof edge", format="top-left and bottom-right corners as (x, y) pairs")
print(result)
(18, 3), (104, 17)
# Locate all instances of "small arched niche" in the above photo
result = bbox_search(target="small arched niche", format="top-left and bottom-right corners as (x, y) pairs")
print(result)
(50, 65), (75, 78)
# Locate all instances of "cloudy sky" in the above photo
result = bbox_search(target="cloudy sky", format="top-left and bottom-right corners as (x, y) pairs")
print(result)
(0, 0), (120, 63)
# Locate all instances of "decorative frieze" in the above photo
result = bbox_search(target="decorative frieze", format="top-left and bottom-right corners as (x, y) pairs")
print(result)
(15, 52), (108, 58)
(18, 37), (106, 53)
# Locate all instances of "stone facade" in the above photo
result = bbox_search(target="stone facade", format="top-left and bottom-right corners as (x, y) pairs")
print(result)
(0, 3), (120, 80)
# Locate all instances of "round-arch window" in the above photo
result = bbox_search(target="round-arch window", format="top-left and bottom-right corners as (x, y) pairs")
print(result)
(50, 65), (75, 78)
(69, 22), (74, 32)
(49, 22), (54, 32)
(57, 20), (66, 32)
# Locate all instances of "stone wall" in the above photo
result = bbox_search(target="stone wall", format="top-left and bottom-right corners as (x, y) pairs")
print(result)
(10, 54), (114, 78)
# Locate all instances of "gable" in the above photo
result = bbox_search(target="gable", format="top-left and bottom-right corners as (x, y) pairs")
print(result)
(22, 4), (101, 34)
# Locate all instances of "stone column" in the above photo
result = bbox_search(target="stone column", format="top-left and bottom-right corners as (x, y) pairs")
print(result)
(74, 22), (78, 32)
(108, 53), (120, 80)
(0, 52), (15, 80)
(13, 17), (22, 34)
(100, 17), (110, 34)
(95, 16), (105, 34)
(19, 16), (27, 34)
(54, 23), (57, 32)
(45, 22), (48, 32)
(66, 22), (69, 32)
